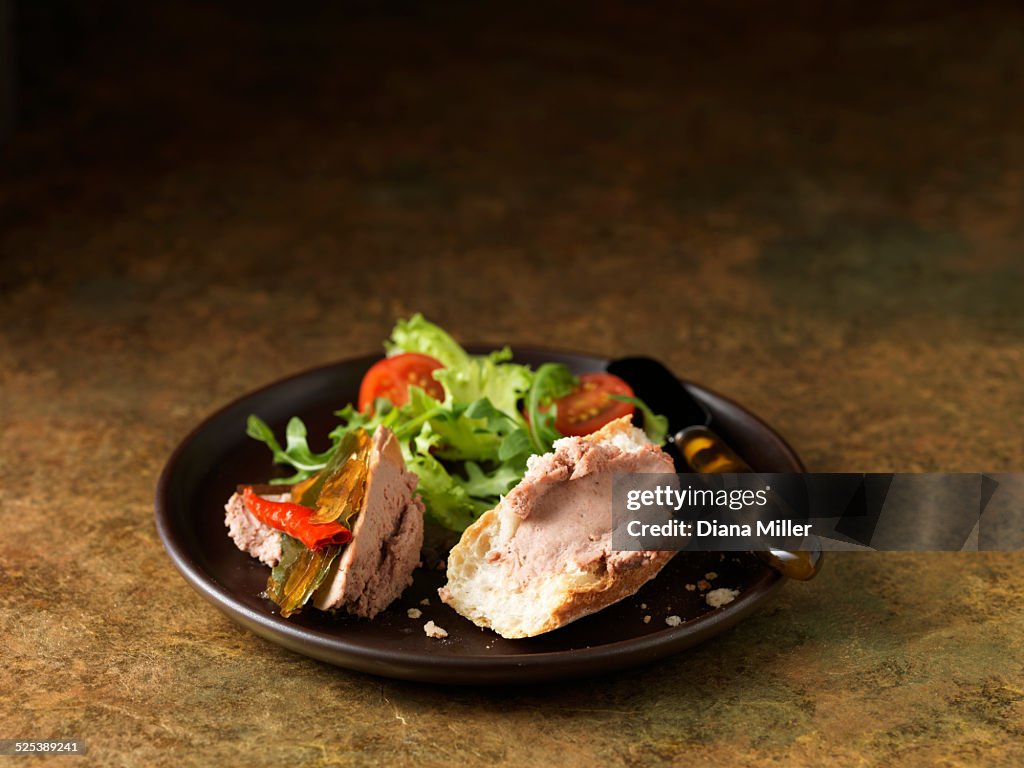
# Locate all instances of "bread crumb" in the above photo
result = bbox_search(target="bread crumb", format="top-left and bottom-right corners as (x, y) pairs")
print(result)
(706, 588), (740, 608)
(665, 615), (682, 627)
(423, 620), (448, 639)
(419, 598), (430, 606)
(407, 608), (422, 619)
(643, 615), (651, 624)
(697, 579), (711, 591)
(685, 583), (696, 592)
(640, 603), (647, 610)
(704, 571), (718, 581)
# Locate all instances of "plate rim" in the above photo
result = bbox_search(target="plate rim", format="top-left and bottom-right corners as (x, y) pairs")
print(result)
(154, 347), (804, 684)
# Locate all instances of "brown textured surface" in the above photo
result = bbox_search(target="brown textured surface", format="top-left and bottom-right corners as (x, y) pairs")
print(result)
(1, 2), (1023, 765)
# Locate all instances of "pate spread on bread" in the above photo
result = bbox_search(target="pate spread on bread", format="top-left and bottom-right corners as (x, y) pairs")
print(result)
(439, 416), (676, 638)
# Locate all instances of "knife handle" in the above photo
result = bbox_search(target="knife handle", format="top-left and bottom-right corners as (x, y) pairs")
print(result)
(759, 540), (824, 582)
(675, 425), (752, 473)
(673, 425), (823, 582)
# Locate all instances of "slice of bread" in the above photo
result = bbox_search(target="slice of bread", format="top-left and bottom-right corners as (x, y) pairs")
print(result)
(439, 416), (677, 638)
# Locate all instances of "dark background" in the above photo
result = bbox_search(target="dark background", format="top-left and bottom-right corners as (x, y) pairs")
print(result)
(2, 3), (1023, 765)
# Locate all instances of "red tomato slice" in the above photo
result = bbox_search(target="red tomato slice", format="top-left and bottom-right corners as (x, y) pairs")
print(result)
(552, 372), (636, 436)
(358, 353), (445, 412)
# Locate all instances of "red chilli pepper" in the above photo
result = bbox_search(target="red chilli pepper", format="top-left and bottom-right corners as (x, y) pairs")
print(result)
(242, 486), (352, 551)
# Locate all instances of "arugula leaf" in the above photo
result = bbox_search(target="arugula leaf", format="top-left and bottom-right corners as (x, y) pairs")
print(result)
(400, 388), (496, 461)
(460, 460), (523, 498)
(610, 394), (670, 444)
(246, 415), (333, 484)
(498, 428), (532, 462)
(524, 363), (578, 454)
(247, 316), (669, 535)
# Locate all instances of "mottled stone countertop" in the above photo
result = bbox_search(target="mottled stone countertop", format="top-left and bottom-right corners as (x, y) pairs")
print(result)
(2, 2), (1023, 766)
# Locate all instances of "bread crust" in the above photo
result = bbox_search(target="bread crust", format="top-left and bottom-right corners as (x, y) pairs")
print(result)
(582, 415), (646, 444)
(441, 416), (677, 638)
(540, 550), (675, 635)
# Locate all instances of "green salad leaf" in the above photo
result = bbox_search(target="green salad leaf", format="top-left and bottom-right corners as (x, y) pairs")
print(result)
(246, 315), (667, 534)
(384, 313), (471, 369)
(611, 394), (670, 445)
(523, 362), (578, 454)
(246, 415), (334, 485)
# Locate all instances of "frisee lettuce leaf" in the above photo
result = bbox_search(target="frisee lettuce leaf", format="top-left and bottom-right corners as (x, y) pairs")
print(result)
(433, 350), (532, 418)
(246, 316), (667, 535)
(384, 313), (470, 369)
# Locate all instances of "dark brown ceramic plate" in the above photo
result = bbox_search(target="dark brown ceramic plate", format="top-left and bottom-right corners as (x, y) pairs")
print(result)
(155, 348), (804, 684)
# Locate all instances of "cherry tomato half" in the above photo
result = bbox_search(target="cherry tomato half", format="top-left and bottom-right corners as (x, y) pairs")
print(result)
(358, 353), (445, 412)
(552, 372), (636, 436)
